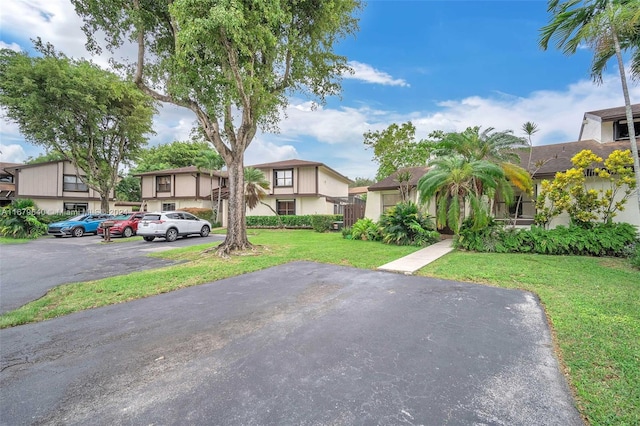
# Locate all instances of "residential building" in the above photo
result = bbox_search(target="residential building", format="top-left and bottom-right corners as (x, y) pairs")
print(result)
(365, 166), (432, 221)
(248, 159), (352, 216)
(6, 160), (115, 213)
(0, 162), (20, 207)
(135, 166), (228, 223)
(365, 104), (640, 229)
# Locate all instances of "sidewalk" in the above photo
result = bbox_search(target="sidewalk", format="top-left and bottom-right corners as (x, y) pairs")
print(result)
(378, 239), (454, 275)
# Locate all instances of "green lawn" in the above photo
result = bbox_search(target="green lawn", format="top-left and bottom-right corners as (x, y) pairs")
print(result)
(1, 230), (638, 424)
(0, 237), (30, 244)
(418, 252), (640, 426)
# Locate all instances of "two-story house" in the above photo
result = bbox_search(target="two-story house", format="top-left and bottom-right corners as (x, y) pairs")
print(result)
(135, 159), (351, 226)
(6, 160), (115, 213)
(248, 159), (352, 217)
(135, 166), (228, 221)
(365, 104), (640, 229)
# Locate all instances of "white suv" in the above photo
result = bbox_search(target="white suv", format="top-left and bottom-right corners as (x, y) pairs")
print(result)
(138, 211), (212, 242)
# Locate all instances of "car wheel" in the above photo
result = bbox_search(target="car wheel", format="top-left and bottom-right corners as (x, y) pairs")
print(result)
(122, 227), (133, 238)
(165, 228), (178, 242)
(72, 227), (85, 237)
(200, 225), (210, 237)
(143, 236), (155, 242)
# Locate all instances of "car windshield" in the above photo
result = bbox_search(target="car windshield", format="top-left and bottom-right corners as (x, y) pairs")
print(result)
(113, 214), (130, 220)
(68, 214), (89, 221)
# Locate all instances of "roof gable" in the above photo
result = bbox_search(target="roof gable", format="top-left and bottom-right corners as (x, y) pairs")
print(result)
(368, 166), (430, 191)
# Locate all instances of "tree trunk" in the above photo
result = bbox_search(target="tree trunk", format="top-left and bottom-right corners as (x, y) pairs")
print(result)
(216, 156), (251, 255)
(613, 37), (640, 215)
(100, 192), (110, 213)
(216, 176), (222, 225)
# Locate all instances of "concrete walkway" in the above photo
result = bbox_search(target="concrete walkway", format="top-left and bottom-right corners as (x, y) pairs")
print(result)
(378, 239), (454, 274)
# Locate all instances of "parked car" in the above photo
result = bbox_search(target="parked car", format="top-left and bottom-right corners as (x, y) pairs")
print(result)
(137, 211), (211, 242)
(96, 212), (146, 238)
(47, 213), (114, 237)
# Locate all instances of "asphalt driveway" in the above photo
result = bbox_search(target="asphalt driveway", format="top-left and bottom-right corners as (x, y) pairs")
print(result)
(0, 234), (225, 314)
(0, 261), (583, 425)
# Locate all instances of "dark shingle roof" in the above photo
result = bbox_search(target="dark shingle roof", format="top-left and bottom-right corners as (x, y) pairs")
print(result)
(518, 139), (634, 177)
(585, 104), (640, 121)
(368, 166), (430, 191)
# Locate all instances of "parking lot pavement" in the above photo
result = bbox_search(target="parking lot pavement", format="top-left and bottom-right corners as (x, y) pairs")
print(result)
(0, 234), (225, 314)
(0, 261), (583, 425)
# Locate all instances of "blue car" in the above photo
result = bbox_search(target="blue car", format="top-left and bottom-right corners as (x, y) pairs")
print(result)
(47, 213), (114, 237)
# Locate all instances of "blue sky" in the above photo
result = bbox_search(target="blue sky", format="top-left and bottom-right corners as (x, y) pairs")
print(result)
(1, 0), (638, 179)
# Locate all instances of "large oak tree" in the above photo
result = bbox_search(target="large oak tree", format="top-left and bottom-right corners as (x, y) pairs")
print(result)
(0, 47), (155, 213)
(72, 0), (362, 255)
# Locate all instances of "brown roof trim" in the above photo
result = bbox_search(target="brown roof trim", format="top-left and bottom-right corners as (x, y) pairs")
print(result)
(368, 166), (430, 191)
(134, 166), (227, 178)
(584, 104), (640, 121)
(249, 158), (352, 183)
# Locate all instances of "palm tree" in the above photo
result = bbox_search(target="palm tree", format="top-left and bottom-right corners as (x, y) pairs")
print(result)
(417, 156), (512, 234)
(512, 122), (540, 222)
(540, 0), (640, 213)
(194, 150), (224, 224)
(244, 167), (283, 227)
(434, 126), (533, 214)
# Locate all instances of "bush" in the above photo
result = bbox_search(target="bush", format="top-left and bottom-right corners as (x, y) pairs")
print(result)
(456, 221), (639, 258)
(311, 215), (337, 233)
(379, 201), (438, 246)
(0, 199), (48, 239)
(40, 212), (76, 224)
(246, 215), (342, 229)
(178, 207), (221, 227)
(630, 244), (640, 269)
(349, 218), (382, 241)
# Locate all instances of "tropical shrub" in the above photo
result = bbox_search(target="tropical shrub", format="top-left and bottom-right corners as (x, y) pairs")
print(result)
(349, 218), (382, 241)
(535, 149), (636, 227)
(456, 220), (638, 257)
(379, 201), (439, 246)
(630, 244), (640, 269)
(0, 199), (48, 239)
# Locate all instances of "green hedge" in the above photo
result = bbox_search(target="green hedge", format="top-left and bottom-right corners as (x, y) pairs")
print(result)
(246, 215), (342, 230)
(456, 220), (639, 257)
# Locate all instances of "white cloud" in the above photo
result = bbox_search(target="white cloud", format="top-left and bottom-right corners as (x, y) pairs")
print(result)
(408, 72), (640, 146)
(0, 0), (134, 68)
(245, 139), (299, 165)
(0, 144), (27, 163)
(345, 61), (410, 87)
(0, 41), (21, 52)
(151, 104), (197, 146)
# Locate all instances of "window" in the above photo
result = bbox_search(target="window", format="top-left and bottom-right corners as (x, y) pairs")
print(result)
(162, 202), (176, 211)
(63, 175), (88, 192)
(63, 203), (88, 213)
(156, 175), (171, 192)
(382, 193), (401, 212)
(274, 169), (293, 187)
(277, 200), (295, 215)
(0, 175), (13, 183)
(614, 119), (640, 140)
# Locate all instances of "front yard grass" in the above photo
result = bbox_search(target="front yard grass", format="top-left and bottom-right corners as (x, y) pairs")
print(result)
(418, 252), (640, 426)
(1, 230), (638, 424)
